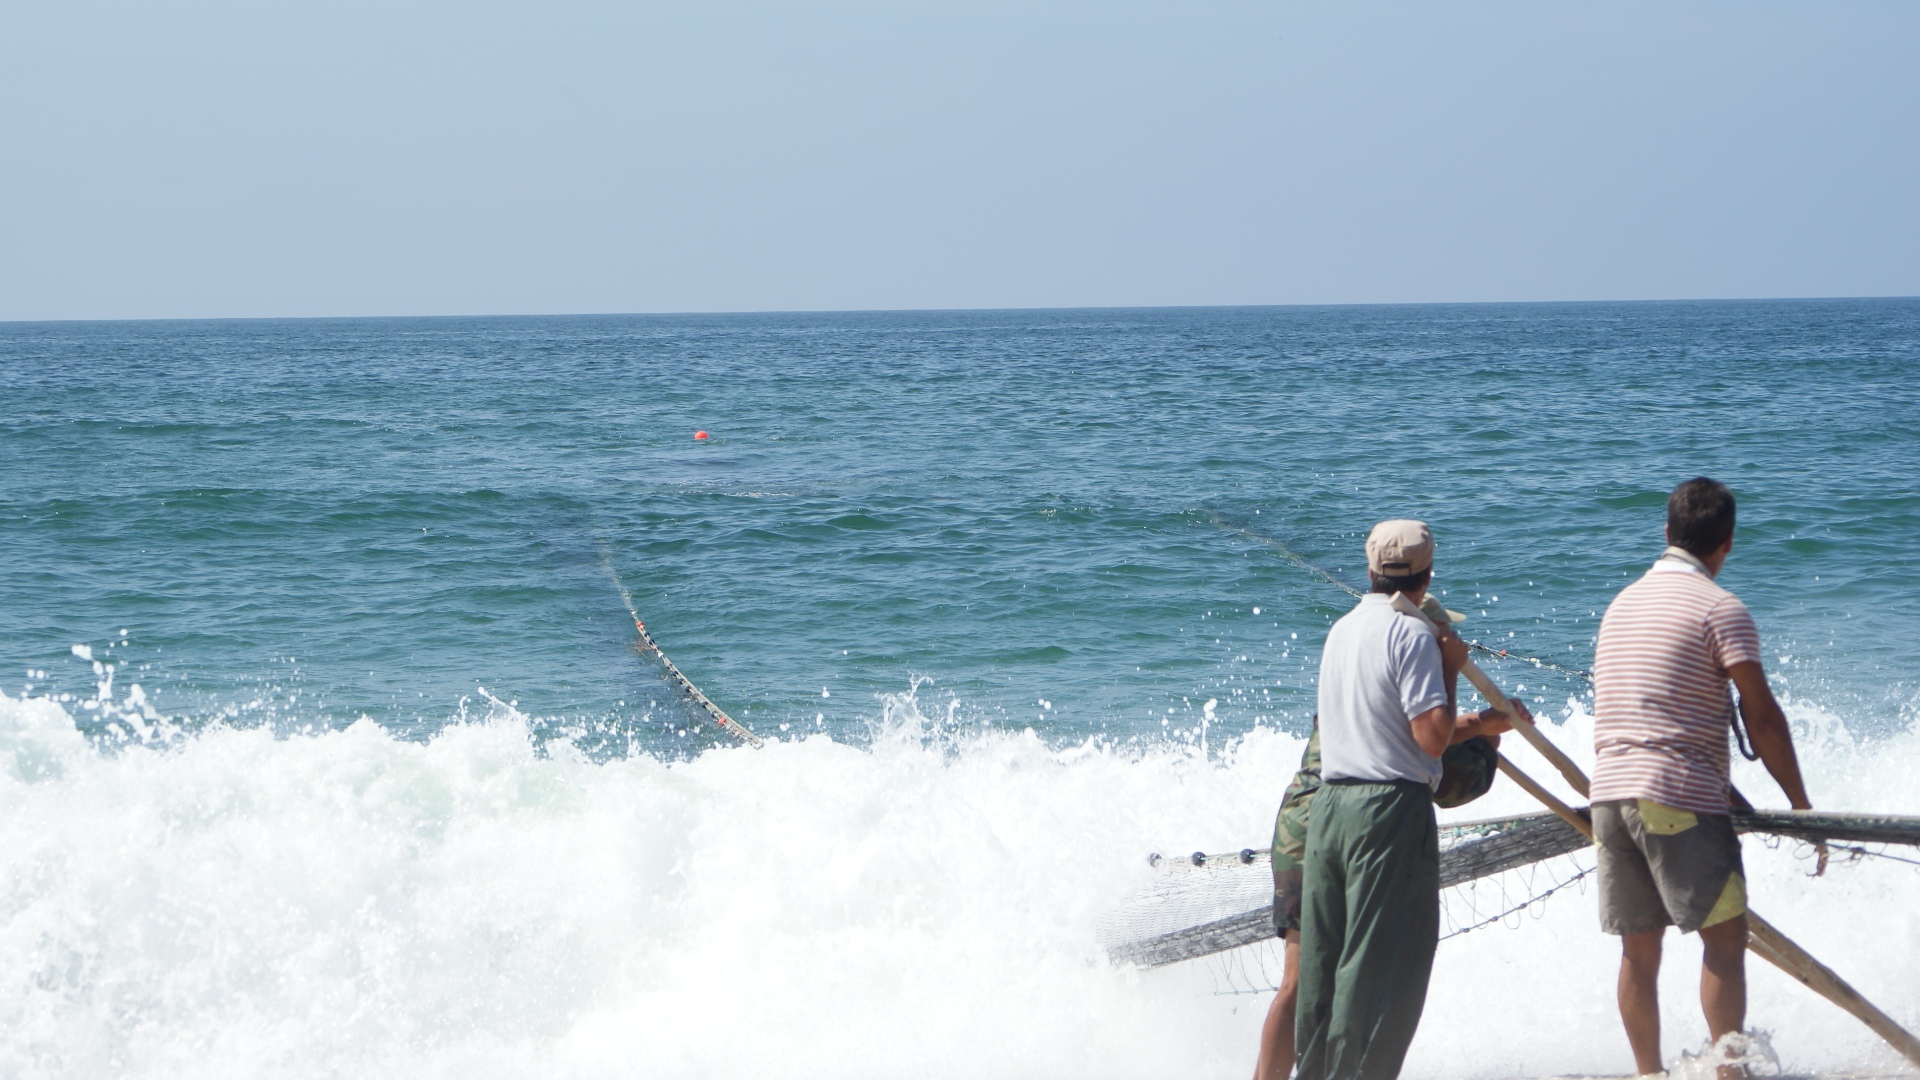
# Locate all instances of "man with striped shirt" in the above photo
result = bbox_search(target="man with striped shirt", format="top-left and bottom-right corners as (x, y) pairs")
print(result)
(1591, 477), (1814, 1078)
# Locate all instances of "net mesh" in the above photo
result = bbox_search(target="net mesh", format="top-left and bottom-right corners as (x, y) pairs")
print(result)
(1195, 848), (1597, 995)
(1096, 808), (1920, 985)
(1095, 813), (1591, 969)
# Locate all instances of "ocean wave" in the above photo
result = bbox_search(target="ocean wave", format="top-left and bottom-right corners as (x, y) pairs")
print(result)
(0, 687), (1914, 1079)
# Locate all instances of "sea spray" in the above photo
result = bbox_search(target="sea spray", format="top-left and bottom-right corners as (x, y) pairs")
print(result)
(0, 687), (1914, 1079)
(1668, 1030), (1783, 1080)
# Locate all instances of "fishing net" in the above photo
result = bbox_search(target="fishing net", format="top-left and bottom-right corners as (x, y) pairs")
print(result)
(1096, 807), (1920, 995)
(1095, 812), (1590, 970)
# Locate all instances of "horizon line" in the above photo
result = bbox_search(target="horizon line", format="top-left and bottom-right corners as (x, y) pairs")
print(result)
(4, 292), (1918, 328)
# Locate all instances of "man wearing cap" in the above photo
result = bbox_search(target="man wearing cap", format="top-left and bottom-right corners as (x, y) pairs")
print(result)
(1590, 478), (1814, 1078)
(1294, 520), (1519, 1080)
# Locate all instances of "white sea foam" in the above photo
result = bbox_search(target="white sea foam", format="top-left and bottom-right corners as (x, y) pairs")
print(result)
(0, 687), (1914, 1079)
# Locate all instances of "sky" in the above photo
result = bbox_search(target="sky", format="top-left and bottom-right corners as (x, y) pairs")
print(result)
(2, 0), (1916, 320)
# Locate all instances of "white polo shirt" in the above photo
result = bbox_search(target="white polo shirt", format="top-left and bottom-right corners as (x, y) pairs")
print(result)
(1316, 593), (1450, 789)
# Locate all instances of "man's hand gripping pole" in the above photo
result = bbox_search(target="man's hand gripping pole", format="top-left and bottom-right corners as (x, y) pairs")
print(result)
(1388, 592), (1589, 797)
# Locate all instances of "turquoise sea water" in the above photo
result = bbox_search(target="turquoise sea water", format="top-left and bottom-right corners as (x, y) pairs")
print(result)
(5, 300), (1917, 747)
(4, 300), (1920, 1079)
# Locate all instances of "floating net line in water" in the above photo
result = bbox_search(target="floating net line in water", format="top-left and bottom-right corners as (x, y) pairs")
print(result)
(1203, 511), (1595, 681)
(596, 539), (763, 748)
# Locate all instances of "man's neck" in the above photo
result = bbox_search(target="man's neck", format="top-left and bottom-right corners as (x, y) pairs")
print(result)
(1660, 546), (1716, 578)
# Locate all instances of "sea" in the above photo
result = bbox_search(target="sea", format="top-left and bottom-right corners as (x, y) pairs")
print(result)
(1, 299), (1916, 1079)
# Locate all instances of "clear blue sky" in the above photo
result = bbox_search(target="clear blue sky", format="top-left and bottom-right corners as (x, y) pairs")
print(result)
(3, 1), (1915, 320)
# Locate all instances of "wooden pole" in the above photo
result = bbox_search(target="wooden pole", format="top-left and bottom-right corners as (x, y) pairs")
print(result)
(1495, 754), (1589, 835)
(1746, 913), (1920, 1066)
(1494, 756), (1920, 1069)
(1391, 593), (1591, 796)
(1461, 661), (1591, 798)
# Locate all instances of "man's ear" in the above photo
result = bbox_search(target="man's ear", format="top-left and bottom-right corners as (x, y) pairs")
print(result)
(1663, 523), (1673, 545)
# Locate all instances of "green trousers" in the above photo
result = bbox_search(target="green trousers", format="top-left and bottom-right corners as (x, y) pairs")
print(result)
(1294, 779), (1440, 1080)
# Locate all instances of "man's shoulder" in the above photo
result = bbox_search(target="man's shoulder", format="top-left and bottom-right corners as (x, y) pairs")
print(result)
(1598, 568), (1759, 670)
(1328, 597), (1430, 646)
(1382, 608), (1438, 658)
(1326, 597), (1382, 641)
(1701, 577), (1749, 612)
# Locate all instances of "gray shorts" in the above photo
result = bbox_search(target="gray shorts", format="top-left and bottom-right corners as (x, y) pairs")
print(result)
(1593, 798), (1746, 935)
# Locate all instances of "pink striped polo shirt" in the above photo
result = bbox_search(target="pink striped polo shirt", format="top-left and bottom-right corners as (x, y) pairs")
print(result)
(1589, 557), (1763, 814)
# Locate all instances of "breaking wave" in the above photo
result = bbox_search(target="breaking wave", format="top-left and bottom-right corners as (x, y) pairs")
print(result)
(1, 685), (1914, 1079)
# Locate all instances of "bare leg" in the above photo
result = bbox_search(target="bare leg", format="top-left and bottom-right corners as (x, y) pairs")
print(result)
(1699, 915), (1748, 1080)
(1619, 930), (1664, 1077)
(1253, 931), (1301, 1080)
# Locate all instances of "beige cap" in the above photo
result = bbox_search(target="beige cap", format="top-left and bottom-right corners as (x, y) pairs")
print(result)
(1366, 519), (1433, 576)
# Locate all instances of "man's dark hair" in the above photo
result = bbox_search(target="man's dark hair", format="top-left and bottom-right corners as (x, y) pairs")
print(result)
(1667, 477), (1736, 558)
(1369, 568), (1432, 595)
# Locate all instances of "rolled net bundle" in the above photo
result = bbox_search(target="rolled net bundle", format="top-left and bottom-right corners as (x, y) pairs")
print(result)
(1097, 812), (1589, 969)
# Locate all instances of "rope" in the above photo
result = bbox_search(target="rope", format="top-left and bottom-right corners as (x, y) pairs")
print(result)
(1818, 842), (1920, 870)
(1206, 511), (1364, 600)
(1207, 511), (1593, 680)
(598, 541), (764, 749)
(1148, 813), (1561, 870)
(1463, 642), (1593, 681)
(1438, 861), (1594, 941)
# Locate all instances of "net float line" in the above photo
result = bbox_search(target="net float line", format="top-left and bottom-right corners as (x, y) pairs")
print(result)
(599, 543), (764, 749)
(1114, 808), (1920, 970)
(1109, 813), (1594, 968)
(631, 616), (765, 749)
(1206, 511), (1594, 680)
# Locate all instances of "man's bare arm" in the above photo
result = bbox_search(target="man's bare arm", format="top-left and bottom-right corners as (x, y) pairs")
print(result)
(1410, 625), (1512, 756)
(1727, 660), (1812, 811)
(1409, 704), (1454, 758)
(1455, 705), (1517, 743)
